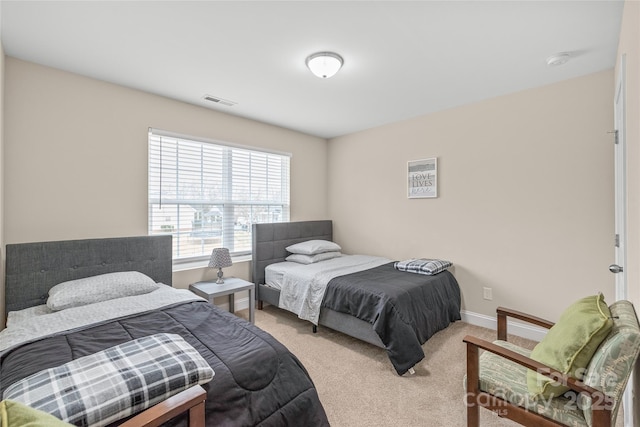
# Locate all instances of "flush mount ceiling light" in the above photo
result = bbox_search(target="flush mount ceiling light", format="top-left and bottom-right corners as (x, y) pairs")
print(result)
(546, 52), (571, 67)
(306, 52), (343, 78)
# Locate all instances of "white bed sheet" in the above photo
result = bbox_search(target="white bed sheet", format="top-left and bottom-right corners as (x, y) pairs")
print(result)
(277, 255), (391, 325)
(1, 285), (204, 354)
(265, 261), (308, 290)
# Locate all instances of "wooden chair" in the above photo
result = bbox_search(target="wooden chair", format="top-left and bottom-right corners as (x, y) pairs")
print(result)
(119, 385), (207, 427)
(463, 300), (640, 426)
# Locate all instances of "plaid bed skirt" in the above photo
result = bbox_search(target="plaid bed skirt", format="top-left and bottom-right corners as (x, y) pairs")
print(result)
(3, 333), (214, 427)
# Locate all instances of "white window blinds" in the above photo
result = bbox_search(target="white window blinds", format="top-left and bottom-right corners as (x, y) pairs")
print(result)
(148, 129), (290, 261)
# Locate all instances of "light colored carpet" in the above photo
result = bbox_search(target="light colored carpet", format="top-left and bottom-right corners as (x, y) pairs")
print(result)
(235, 306), (622, 427)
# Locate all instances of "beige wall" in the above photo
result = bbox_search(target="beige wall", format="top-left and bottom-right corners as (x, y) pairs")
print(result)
(0, 40), (625, 332)
(328, 70), (615, 323)
(3, 58), (328, 313)
(615, 1), (640, 423)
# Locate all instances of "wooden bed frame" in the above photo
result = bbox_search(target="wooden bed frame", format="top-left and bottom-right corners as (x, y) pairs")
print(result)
(252, 220), (384, 347)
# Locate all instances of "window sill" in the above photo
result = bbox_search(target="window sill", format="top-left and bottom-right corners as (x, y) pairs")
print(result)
(172, 254), (252, 272)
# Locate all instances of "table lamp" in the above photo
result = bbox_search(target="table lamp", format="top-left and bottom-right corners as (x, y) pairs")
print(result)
(209, 248), (232, 284)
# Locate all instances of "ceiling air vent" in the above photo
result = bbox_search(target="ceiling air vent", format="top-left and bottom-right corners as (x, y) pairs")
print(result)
(202, 94), (237, 107)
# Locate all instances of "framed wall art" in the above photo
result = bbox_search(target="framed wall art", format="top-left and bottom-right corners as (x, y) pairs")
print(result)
(407, 158), (437, 198)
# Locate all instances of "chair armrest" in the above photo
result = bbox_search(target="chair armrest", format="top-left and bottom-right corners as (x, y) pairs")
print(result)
(496, 307), (555, 341)
(464, 335), (576, 387)
(119, 385), (207, 427)
(463, 335), (613, 426)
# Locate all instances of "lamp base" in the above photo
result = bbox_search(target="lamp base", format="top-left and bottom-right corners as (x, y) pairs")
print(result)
(216, 268), (225, 284)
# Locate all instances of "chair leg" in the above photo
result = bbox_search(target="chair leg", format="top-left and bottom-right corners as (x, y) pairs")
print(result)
(466, 343), (480, 427)
(467, 396), (480, 427)
(592, 403), (612, 427)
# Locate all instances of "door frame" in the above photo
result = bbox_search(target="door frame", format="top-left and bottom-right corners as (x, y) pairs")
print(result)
(614, 55), (627, 302)
(614, 54), (632, 427)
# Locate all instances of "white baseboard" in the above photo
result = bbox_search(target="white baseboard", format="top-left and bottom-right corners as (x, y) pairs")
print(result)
(461, 310), (547, 342)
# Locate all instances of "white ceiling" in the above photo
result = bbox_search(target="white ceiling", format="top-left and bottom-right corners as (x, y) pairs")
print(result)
(1, 0), (625, 139)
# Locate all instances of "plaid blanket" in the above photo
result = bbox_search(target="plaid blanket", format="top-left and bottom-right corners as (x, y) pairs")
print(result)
(2, 333), (214, 427)
(393, 258), (452, 275)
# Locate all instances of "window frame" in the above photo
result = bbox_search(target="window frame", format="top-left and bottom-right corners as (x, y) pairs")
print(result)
(148, 128), (291, 264)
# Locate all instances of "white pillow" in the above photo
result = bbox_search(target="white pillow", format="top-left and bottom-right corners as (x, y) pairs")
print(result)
(47, 271), (159, 311)
(286, 251), (342, 265)
(286, 239), (341, 255)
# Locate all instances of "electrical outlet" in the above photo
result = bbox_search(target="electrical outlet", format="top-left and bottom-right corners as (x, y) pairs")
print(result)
(483, 287), (493, 301)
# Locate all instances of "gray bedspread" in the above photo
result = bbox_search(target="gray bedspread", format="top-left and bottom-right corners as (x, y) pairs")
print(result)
(321, 262), (461, 375)
(0, 300), (329, 426)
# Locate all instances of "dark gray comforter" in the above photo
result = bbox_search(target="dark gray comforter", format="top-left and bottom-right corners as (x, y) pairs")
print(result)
(0, 301), (329, 427)
(322, 262), (461, 375)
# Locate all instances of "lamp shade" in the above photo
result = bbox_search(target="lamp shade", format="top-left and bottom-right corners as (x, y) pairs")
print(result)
(306, 52), (343, 79)
(209, 248), (232, 269)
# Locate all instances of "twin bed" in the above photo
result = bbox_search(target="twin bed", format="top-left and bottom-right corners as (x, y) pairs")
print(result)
(1, 220), (461, 425)
(252, 220), (461, 375)
(0, 235), (328, 426)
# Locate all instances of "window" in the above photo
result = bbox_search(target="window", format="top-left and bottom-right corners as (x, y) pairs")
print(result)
(148, 129), (290, 261)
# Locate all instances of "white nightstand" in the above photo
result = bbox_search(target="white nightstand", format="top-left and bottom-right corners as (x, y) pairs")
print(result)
(189, 277), (255, 324)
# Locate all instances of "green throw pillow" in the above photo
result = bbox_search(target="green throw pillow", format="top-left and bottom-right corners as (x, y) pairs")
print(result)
(527, 294), (613, 399)
(0, 400), (73, 427)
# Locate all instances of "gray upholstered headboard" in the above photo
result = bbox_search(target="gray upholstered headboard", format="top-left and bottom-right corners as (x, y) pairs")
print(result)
(251, 220), (333, 287)
(5, 235), (173, 313)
